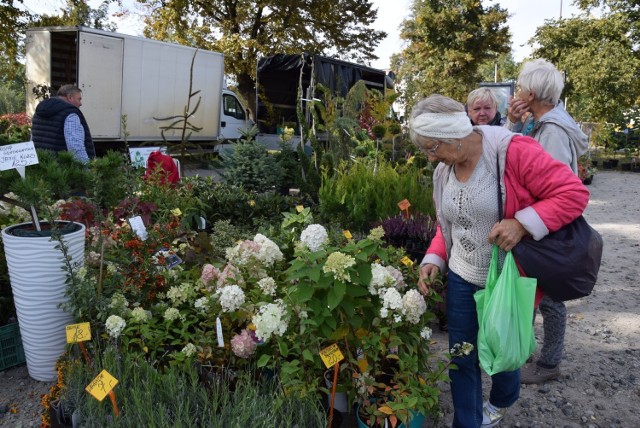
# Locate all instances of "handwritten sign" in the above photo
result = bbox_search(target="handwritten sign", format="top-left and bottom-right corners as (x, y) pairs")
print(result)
(86, 370), (119, 402)
(66, 322), (91, 343)
(397, 199), (411, 211)
(0, 142), (39, 171)
(128, 216), (147, 240)
(319, 343), (345, 368)
(343, 230), (352, 240)
(216, 317), (224, 348)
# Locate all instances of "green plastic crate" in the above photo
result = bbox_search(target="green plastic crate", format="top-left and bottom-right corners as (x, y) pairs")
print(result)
(0, 323), (26, 371)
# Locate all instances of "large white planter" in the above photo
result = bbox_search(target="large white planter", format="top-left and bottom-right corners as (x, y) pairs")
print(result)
(2, 221), (85, 381)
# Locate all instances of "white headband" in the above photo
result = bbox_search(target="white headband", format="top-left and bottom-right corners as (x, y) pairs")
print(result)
(410, 112), (473, 139)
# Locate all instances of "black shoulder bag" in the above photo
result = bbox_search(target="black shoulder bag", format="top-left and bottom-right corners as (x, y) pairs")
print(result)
(496, 156), (603, 301)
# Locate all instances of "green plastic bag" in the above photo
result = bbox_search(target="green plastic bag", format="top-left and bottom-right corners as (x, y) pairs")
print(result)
(475, 245), (537, 375)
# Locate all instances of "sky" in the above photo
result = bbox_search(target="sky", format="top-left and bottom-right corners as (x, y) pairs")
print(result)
(21, 0), (590, 69)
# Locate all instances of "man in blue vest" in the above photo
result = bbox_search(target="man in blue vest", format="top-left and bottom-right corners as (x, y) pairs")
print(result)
(31, 84), (96, 163)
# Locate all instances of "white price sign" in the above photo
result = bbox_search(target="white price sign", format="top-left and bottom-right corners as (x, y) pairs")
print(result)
(0, 142), (39, 172)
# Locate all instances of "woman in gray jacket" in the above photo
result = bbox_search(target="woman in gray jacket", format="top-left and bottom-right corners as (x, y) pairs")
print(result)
(505, 58), (589, 385)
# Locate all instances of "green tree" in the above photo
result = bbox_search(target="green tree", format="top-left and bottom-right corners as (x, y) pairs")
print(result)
(34, 0), (116, 30)
(394, 0), (510, 109)
(531, 14), (640, 122)
(0, 61), (25, 114)
(477, 52), (519, 84)
(137, 0), (386, 113)
(1, 0), (116, 80)
(576, 0), (640, 44)
(0, 0), (30, 76)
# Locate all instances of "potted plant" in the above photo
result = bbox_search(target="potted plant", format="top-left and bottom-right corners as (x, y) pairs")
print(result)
(577, 154), (597, 185)
(0, 149), (90, 381)
(377, 213), (436, 262)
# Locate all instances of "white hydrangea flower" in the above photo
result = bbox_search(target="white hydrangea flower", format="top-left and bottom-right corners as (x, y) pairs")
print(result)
(323, 252), (356, 283)
(254, 234), (284, 266)
(194, 297), (210, 312)
(257, 277), (277, 296)
(105, 315), (126, 338)
(109, 293), (129, 312)
(217, 285), (245, 312)
(226, 239), (261, 266)
(381, 287), (403, 311)
(76, 267), (88, 280)
(386, 266), (407, 289)
(106, 262), (118, 275)
(300, 224), (328, 251)
(369, 263), (395, 295)
(252, 299), (289, 341)
(167, 286), (186, 306)
(130, 307), (151, 323)
(402, 289), (427, 324)
(367, 226), (385, 241)
(420, 327), (433, 340)
(182, 343), (197, 357)
(164, 307), (181, 321)
(167, 282), (196, 306)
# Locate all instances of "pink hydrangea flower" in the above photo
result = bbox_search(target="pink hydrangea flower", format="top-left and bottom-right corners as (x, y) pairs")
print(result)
(231, 329), (258, 358)
(201, 264), (220, 286)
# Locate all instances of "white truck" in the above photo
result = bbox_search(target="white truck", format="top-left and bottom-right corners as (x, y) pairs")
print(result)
(25, 26), (252, 148)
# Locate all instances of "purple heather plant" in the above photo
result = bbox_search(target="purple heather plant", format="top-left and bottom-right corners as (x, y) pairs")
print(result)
(377, 213), (436, 244)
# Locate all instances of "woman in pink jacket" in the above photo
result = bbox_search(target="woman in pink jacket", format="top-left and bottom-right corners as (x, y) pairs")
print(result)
(409, 94), (589, 428)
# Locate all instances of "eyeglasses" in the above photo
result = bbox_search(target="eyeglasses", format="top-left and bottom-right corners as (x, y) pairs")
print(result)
(422, 141), (441, 156)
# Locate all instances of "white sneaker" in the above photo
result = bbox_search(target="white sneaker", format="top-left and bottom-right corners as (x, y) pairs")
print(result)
(481, 401), (506, 428)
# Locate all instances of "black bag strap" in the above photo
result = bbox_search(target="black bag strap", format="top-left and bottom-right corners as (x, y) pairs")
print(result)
(496, 155), (503, 222)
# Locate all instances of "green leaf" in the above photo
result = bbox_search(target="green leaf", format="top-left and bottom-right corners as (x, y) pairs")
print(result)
(309, 265), (322, 282)
(302, 349), (315, 362)
(294, 284), (315, 303)
(329, 325), (349, 340)
(279, 341), (289, 357)
(327, 280), (346, 310)
(355, 263), (373, 285)
(257, 354), (271, 368)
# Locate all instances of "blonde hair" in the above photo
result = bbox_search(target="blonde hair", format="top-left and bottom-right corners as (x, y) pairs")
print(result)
(467, 87), (499, 110)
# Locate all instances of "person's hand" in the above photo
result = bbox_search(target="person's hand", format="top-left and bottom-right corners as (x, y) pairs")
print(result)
(488, 219), (528, 252)
(418, 263), (440, 295)
(507, 97), (529, 123)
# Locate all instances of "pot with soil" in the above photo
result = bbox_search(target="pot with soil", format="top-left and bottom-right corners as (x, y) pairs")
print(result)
(1, 221), (85, 381)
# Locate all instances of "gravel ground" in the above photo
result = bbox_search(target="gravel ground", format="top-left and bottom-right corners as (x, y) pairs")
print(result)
(1, 170), (639, 428)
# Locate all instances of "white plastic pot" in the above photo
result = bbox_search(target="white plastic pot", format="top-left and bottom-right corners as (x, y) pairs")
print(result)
(2, 221), (85, 381)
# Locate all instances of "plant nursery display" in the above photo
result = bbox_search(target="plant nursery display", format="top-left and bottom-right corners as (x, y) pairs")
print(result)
(0, 143), (458, 427)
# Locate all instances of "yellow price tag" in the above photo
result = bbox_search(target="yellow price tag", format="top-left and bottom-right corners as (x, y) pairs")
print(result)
(356, 347), (368, 372)
(86, 370), (119, 402)
(66, 322), (91, 343)
(401, 256), (414, 266)
(343, 230), (352, 240)
(296, 205), (304, 213)
(319, 343), (345, 368)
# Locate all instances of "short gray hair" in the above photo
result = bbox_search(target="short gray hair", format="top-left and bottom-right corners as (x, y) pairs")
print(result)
(517, 59), (564, 106)
(409, 94), (466, 146)
(57, 84), (82, 97)
(467, 87), (499, 109)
